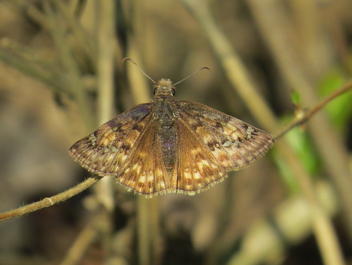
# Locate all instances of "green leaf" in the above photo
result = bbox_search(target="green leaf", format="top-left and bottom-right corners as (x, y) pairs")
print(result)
(290, 89), (301, 106)
(319, 68), (350, 130)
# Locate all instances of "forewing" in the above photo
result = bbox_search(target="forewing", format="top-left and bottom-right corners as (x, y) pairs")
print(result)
(117, 121), (171, 196)
(177, 101), (274, 171)
(69, 103), (153, 176)
(170, 120), (227, 194)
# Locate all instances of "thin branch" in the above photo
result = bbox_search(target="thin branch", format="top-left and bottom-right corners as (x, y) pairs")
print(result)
(0, 176), (101, 222)
(275, 81), (352, 139)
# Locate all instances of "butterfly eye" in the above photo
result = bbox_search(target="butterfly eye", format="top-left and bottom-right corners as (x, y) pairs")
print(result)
(171, 89), (176, 96)
(153, 88), (157, 95)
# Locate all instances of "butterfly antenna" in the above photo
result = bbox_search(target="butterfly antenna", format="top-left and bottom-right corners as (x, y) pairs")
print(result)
(122, 57), (156, 84)
(173, 66), (210, 86)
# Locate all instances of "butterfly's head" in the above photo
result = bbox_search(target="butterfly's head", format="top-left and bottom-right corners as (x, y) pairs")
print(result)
(154, 78), (176, 97)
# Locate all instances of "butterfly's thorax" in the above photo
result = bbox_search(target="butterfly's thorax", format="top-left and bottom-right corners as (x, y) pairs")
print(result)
(152, 79), (180, 125)
(153, 98), (179, 123)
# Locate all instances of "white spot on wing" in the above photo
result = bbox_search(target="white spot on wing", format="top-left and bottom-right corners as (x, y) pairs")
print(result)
(223, 140), (231, 147)
(246, 126), (255, 139)
(194, 171), (201, 179)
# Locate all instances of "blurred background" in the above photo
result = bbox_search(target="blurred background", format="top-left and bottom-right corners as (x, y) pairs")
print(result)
(0, 0), (352, 264)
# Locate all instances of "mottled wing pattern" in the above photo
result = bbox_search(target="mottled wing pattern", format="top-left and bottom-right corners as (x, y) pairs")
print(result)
(69, 104), (153, 176)
(177, 101), (275, 172)
(170, 120), (227, 194)
(69, 98), (275, 196)
(117, 121), (171, 196)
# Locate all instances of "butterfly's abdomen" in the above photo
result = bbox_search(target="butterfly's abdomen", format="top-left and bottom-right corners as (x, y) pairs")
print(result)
(158, 126), (177, 174)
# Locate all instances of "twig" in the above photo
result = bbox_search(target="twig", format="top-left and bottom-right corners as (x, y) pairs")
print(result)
(0, 176), (101, 222)
(275, 81), (352, 139)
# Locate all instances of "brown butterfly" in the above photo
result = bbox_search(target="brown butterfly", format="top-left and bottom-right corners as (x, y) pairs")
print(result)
(69, 59), (275, 197)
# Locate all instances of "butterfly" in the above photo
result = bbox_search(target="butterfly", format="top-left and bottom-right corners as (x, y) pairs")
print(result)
(69, 60), (275, 197)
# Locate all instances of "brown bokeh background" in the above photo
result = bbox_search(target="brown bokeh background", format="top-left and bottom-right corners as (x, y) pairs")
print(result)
(0, 1), (352, 265)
